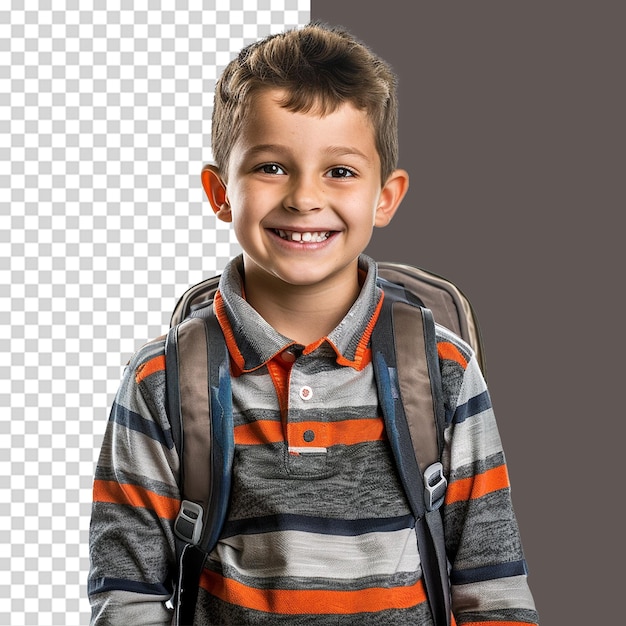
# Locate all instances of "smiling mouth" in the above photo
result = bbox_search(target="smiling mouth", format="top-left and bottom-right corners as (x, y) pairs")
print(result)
(274, 229), (332, 243)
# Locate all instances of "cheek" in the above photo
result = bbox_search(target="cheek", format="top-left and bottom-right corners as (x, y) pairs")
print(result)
(344, 192), (381, 228)
(230, 198), (263, 241)
(226, 180), (265, 208)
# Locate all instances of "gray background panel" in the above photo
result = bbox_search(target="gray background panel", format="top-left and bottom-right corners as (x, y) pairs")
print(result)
(311, 1), (623, 624)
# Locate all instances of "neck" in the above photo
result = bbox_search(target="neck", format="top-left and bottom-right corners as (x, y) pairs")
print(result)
(242, 265), (362, 346)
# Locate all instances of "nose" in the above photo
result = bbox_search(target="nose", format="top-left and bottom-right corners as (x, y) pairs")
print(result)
(283, 173), (324, 213)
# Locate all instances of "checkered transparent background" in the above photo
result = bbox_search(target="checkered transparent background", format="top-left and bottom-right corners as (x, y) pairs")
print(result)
(0, 2), (309, 624)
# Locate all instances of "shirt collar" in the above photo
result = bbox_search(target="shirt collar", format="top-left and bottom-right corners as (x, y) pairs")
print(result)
(214, 254), (383, 373)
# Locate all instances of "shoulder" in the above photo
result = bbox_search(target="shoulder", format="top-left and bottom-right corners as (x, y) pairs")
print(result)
(435, 323), (474, 371)
(117, 335), (168, 424)
(100, 334), (176, 457)
(126, 334), (167, 384)
(434, 323), (487, 420)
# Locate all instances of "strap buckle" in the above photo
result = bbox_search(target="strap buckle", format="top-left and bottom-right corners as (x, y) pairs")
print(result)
(423, 462), (447, 511)
(164, 584), (176, 612)
(174, 500), (204, 545)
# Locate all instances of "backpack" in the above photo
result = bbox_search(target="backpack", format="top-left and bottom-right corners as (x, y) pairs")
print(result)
(164, 261), (485, 626)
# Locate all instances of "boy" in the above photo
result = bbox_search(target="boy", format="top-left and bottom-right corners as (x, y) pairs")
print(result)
(89, 23), (538, 626)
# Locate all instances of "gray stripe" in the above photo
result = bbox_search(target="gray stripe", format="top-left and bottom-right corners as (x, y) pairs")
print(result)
(89, 502), (176, 581)
(228, 441), (411, 520)
(213, 527), (420, 581)
(448, 451), (506, 482)
(89, 589), (173, 626)
(443, 408), (503, 473)
(96, 420), (179, 491)
(445, 490), (525, 571)
(231, 369), (284, 412)
(452, 576), (536, 612)
(454, 356), (488, 406)
(230, 359), (380, 418)
(209, 559), (420, 592)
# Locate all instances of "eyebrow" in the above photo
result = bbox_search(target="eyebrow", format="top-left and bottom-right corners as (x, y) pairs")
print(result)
(241, 144), (288, 159)
(325, 145), (372, 162)
(242, 143), (372, 163)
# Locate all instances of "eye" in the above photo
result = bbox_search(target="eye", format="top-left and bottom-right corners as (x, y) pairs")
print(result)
(326, 167), (355, 179)
(258, 163), (286, 175)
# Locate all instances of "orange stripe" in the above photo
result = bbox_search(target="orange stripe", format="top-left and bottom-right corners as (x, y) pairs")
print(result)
(234, 420), (285, 445)
(288, 419), (385, 448)
(93, 479), (180, 520)
(135, 355), (166, 384)
(334, 344), (373, 370)
(445, 464), (510, 505)
(266, 358), (291, 419)
(200, 570), (427, 614)
(234, 419), (386, 447)
(437, 341), (468, 369)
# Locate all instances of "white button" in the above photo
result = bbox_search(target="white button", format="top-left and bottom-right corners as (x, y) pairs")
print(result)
(299, 386), (313, 401)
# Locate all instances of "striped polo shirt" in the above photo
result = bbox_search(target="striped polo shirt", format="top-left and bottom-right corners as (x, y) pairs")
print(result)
(88, 254), (538, 626)
(193, 254), (432, 624)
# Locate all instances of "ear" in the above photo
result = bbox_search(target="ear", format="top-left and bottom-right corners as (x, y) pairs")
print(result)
(374, 169), (410, 228)
(201, 164), (232, 223)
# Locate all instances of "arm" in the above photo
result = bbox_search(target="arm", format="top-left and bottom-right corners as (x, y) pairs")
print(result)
(88, 339), (180, 626)
(437, 329), (539, 625)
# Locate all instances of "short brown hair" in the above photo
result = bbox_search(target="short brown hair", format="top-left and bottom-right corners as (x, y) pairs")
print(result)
(211, 22), (399, 183)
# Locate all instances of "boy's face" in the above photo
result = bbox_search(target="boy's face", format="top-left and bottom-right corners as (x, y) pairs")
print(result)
(204, 89), (408, 294)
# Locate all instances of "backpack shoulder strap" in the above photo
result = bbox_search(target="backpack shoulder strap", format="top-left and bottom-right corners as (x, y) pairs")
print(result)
(378, 262), (486, 376)
(372, 281), (451, 626)
(165, 304), (233, 625)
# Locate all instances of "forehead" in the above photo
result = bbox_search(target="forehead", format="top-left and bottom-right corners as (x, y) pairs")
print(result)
(234, 88), (378, 154)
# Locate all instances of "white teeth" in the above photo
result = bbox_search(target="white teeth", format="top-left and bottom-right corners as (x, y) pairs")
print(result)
(276, 229), (330, 243)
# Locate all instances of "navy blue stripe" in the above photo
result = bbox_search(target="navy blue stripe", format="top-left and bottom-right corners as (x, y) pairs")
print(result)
(451, 559), (528, 585)
(221, 513), (415, 538)
(88, 576), (171, 597)
(452, 390), (492, 425)
(110, 401), (174, 449)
